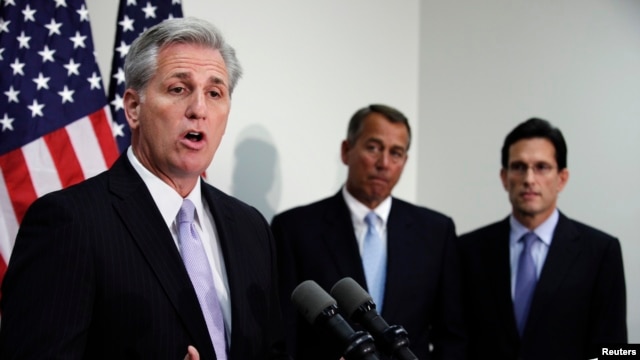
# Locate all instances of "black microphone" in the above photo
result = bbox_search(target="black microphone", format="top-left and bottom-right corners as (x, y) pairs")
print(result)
(331, 277), (418, 360)
(291, 280), (380, 360)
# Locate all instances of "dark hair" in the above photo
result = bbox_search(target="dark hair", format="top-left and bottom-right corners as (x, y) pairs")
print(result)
(501, 117), (567, 170)
(346, 104), (412, 150)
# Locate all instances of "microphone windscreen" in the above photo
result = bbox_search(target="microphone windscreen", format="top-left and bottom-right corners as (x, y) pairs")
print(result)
(330, 277), (372, 319)
(291, 280), (336, 324)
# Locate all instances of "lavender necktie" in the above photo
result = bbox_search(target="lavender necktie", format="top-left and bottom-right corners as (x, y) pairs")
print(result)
(362, 212), (387, 310)
(178, 199), (227, 359)
(514, 232), (538, 337)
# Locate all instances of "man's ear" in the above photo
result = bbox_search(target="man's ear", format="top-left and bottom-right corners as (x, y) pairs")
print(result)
(500, 168), (508, 191)
(340, 140), (350, 165)
(123, 89), (141, 130)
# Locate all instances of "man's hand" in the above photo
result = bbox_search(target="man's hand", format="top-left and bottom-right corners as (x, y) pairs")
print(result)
(183, 346), (199, 360)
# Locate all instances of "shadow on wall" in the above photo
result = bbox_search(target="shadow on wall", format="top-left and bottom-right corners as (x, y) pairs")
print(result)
(232, 125), (281, 222)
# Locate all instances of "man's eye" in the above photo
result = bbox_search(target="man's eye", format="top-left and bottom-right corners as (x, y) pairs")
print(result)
(209, 90), (220, 98)
(170, 87), (185, 94)
(535, 164), (552, 172)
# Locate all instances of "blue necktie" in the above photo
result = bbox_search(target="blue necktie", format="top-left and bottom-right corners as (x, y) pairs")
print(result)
(178, 199), (227, 359)
(362, 212), (387, 310)
(514, 232), (538, 337)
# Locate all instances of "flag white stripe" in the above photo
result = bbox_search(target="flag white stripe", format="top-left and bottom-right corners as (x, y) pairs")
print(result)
(22, 138), (63, 198)
(67, 115), (110, 178)
(0, 170), (19, 263)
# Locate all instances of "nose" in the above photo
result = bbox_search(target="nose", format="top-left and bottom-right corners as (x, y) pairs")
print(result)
(185, 92), (206, 120)
(375, 151), (390, 168)
(523, 167), (536, 183)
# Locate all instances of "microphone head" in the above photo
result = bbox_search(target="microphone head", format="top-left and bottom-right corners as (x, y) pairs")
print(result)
(291, 280), (337, 325)
(330, 277), (373, 319)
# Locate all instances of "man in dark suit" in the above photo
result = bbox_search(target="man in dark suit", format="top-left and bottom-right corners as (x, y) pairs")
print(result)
(0, 18), (288, 360)
(458, 118), (627, 359)
(271, 104), (466, 360)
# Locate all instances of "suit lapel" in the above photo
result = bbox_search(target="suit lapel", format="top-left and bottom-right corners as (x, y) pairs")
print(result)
(321, 193), (367, 286)
(526, 213), (581, 332)
(108, 156), (216, 358)
(487, 218), (521, 340)
(383, 200), (418, 318)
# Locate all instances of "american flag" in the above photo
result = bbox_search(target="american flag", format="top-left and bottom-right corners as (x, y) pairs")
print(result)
(0, 0), (119, 287)
(108, 0), (183, 153)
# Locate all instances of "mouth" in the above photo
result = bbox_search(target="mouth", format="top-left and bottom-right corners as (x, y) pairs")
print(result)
(185, 131), (204, 142)
(369, 176), (388, 184)
(520, 191), (539, 199)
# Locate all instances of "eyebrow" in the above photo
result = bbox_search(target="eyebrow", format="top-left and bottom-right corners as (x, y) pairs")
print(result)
(365, 137), (408, 151)
(171, 72), (228, 87)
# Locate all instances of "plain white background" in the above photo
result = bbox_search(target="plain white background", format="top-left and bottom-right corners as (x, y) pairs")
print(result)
(86, 0), (639, 341)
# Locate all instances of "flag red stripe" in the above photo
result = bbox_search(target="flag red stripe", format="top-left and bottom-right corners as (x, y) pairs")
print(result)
(44, 128), (85, 188)
(90, 109), (119, 167)
(0, 149), (38, 223)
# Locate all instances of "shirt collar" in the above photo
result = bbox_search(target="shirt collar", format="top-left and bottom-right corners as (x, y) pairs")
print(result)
(342, 185), (392, 226)
(509, 208), (559, 246)
(127, 146), (204, 228)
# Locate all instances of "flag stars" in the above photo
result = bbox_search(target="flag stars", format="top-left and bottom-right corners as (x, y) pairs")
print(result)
(110, 93), (124, 111)
(58, 85), (75, 103)
(0, 113), (14, 132)
(27, 99), (45, 117)
(38, 45), (56, 62)
(0, 17), (10, 33)
(69, 31), (87, 48)
(87, 72), (102, 90)
(10, 58), (25, 75)
(64, 58), (81, 76)
(17, 31), (30, 49)
(4, 86), (19, 103)
(126, 0), (137, 5)
(112, 122), (125, 138)
(77, 4), (89, 22)
(172, 0), (182, 4)
(54, 0), (67, 7)
(45, 18), (62, 36)
(142, 2), (157, 19)
(22, 4), (36, 22)
(113, 68), (125, 85)
(119, 15), (135, 32)
(33, 72), (51, 90)
(0, 47), (4, 60)
(4, 0), (16, 6)
(115, 40), (130, 58)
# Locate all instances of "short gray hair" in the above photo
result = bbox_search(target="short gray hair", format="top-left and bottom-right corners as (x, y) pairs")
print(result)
(346, 104), (412, 150)
(124, 17), (243, 97)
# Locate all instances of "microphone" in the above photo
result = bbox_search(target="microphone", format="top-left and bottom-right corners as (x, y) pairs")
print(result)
(331, 277), (418, 360)
(291, 280), (380, 360)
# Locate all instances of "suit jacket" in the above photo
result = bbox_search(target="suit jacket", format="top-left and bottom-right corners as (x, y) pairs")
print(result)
(0, 154), (289, 360)
(458, 212), (627, 360)
(271, 191), (466, 360)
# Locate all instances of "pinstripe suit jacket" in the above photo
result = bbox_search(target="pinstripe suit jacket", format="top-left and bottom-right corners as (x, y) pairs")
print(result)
(271, 191), (467, 360)
(0, 154), (289, 360)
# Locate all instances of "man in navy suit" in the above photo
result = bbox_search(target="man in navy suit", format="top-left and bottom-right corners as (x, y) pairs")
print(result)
(458, 118), (627, 359)
(271, 104), (466, 360)
(0, 18), (288, 360)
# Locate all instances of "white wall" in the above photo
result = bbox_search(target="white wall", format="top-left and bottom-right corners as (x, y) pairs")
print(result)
(419, 0), (640, 341)
(86, 0), (639, 341)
